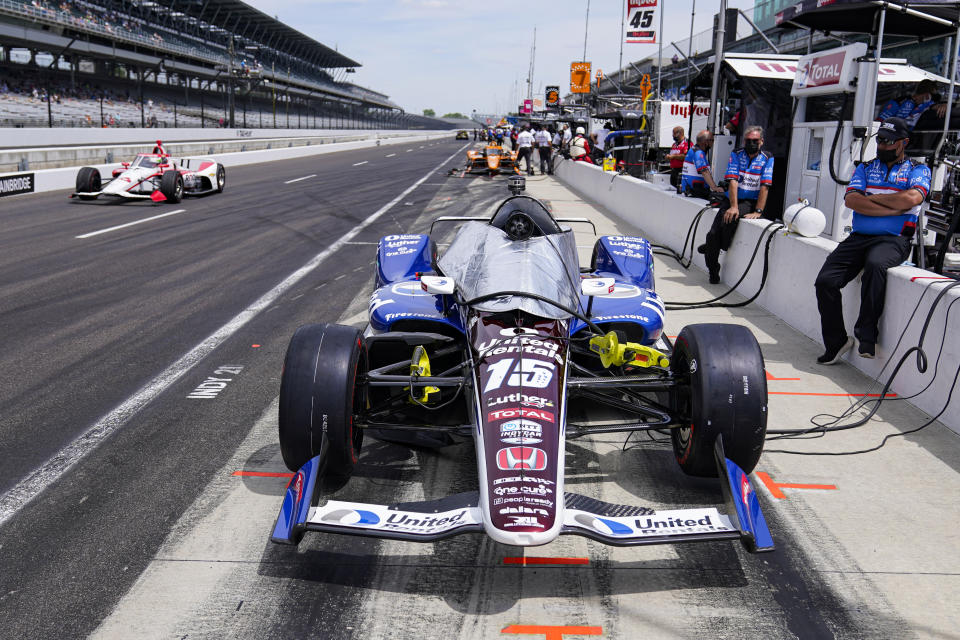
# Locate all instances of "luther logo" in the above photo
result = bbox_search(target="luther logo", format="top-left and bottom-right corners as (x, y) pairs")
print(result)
(496, 447), (547, 471)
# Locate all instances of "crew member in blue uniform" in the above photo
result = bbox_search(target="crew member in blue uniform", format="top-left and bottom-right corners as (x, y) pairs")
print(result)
(697, 126), (774, 284)
(815, 117), (931, 364)
(680, 129), (723, 199)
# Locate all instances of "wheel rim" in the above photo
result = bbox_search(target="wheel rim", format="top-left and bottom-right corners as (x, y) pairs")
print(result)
(176, 181), (183, 198)
(218, 168), (224, 188)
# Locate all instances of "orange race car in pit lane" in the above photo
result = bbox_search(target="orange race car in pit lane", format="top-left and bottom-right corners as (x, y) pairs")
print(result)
(465, 144), (520, 176)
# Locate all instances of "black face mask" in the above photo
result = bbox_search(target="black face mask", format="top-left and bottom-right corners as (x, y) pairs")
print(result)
(673, 134), (682, 142)
(744, 139), (761, 154)
(877, 147), (899, 163)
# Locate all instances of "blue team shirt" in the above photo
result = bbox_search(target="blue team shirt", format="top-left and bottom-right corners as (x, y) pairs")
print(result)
(724, 149), (774, 201)
(877, 97), (935, 129)
(846, 158), (931, 235)
(681, 147), (711, 192)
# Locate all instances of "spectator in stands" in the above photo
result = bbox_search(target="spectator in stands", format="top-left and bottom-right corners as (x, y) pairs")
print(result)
(680, 129), (723, 200)
(814, 117), (931, 364)
(664, 126), (691, 191)
(697, 126), (774, 285)
(877, 79), (937, 130)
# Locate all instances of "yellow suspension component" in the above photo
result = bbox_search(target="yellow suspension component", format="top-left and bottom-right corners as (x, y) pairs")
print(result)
(407, 345), (440, 404)
(589, 331), (670, 369)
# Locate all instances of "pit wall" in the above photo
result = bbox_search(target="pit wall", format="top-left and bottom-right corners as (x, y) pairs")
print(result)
(1, 130), (452, 195)
(555, 160), (960, 436)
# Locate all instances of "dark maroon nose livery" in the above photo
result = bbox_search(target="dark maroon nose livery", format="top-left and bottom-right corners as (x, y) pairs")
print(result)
(472, 315), (567, 542)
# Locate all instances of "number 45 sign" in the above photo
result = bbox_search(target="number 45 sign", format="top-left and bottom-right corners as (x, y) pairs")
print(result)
(626, 0), (658, 45)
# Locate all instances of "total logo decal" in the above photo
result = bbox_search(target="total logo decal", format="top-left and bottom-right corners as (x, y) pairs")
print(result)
(496, 446), (548, 471)
(489, 407), (555, 423)
(487, 392), (554, 409)
(499, 419), (543, 445)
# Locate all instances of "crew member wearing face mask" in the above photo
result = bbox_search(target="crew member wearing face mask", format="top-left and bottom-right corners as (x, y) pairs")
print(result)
(877, 79), (937, 130)
(697, 125), (774, 284)
(681, 129), (723, 199)
(665, 126), (691, 191)
(814, 117), (931, 364)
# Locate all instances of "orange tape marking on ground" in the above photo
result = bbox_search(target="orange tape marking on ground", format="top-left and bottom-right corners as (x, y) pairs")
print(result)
(232, 471), (294, 478)
(503, 557), (590, 566)
(756, 471), (837, 499)
(501, 625), (603, 639)
(768, 391), (896, 397)
(766, 370), (800, 381)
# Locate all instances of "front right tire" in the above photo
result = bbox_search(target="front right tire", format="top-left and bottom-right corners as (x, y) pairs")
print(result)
(75, 167), (101, 200)
(278, 323), (365, 480)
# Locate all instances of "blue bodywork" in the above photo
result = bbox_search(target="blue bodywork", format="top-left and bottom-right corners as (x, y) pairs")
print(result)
(371, 232), (662, 344)
(271, 455), (321, 545)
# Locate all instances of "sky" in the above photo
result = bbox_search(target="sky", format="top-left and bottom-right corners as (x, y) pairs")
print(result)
(242, 0), (756, 117)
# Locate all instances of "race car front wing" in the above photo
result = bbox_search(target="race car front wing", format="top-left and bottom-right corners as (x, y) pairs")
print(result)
(271, 437), (773, 552)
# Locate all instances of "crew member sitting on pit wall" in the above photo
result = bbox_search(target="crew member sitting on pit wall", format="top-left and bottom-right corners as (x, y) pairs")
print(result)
(697, 126), (774, 284)
(814, 117), (931, 364)
(680, 129), (724, 200)
(877, 79), (937, 130)
(570, 127), (593, 163)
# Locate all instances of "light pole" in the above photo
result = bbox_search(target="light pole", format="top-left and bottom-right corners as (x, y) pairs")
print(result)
(272, 61), (276, 128)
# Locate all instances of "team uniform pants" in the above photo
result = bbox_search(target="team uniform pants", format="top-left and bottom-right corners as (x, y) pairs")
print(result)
(537, 146), (553, 174)
(670, 167), (682, 190)
(517, 147), (534, 174)
(703, 198), (756, 275)
(815, 233), (911, 350)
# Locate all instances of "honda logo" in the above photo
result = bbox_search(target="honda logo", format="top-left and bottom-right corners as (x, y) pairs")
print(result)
(496, 447), (547, 471)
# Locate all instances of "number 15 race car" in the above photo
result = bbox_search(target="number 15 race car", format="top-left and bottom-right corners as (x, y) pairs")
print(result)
(71, 140), (226, 203)
(272, 194), (773, 552)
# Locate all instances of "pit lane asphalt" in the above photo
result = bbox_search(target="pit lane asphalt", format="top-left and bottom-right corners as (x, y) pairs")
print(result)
(0, 138), (470, 637)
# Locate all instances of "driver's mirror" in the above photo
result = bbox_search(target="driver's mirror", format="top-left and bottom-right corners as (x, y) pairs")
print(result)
(581, 277), (616, 297)
(421, 276), (456, 295)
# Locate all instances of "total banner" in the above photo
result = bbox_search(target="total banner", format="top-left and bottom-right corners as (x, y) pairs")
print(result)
(626, 0), (658, 45)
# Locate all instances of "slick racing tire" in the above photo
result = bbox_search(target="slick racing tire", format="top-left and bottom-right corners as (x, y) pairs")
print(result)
(669, 323), (767, 477)
(76, 167), (101, 200)
(278, 323), (365, 479)
(215, 165), (226, 193)
(160, 170), (183, 203)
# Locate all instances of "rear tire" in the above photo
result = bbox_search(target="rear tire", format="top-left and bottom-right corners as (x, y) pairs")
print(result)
(76, 167), (101, 200)
(160, 170), (183, 203)
(278, 323), (365, 479)
(215, 165), (226, 193)
(669, 323), (767, 477)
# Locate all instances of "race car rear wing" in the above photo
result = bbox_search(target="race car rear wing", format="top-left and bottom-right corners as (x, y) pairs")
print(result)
(271, 436), (773, 552)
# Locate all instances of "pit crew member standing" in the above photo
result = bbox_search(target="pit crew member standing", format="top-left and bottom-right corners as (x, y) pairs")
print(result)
(516, 125), (536, 175)
(814, 117), (930, 364)
(680, 129), (723, 199)
(534, 125), (553, 175)
(698, 126), (774, 284)
(664, 126), (691, 191)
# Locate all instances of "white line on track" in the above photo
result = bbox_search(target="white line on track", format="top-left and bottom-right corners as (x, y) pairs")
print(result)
(385, 153), (396, 158)
(405, 149), (413, 152)
(0, 143), (469, 528)
(75, 209), (187, 239)
(353, 161), (368, 166)
(284, 174), (316, 184)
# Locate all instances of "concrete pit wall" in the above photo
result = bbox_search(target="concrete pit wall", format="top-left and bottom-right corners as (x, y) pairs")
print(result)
(555, 159), (960, 436)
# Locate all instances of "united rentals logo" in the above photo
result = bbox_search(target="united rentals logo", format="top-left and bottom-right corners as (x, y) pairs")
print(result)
(496, 446), (548, 471)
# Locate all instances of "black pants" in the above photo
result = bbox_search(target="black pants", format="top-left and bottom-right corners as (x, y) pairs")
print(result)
(815, 233), (911, 350)
(538, 146), (553, 174)
(670, 167), (682, 190)
(703, 198), (757, 275)
(517, 147), (534, 174)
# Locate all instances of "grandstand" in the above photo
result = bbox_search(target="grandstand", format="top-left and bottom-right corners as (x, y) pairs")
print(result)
(0, 0), (450, 130)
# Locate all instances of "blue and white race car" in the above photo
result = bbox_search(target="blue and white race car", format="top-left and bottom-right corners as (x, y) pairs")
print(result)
(272, 194), (773, 551)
